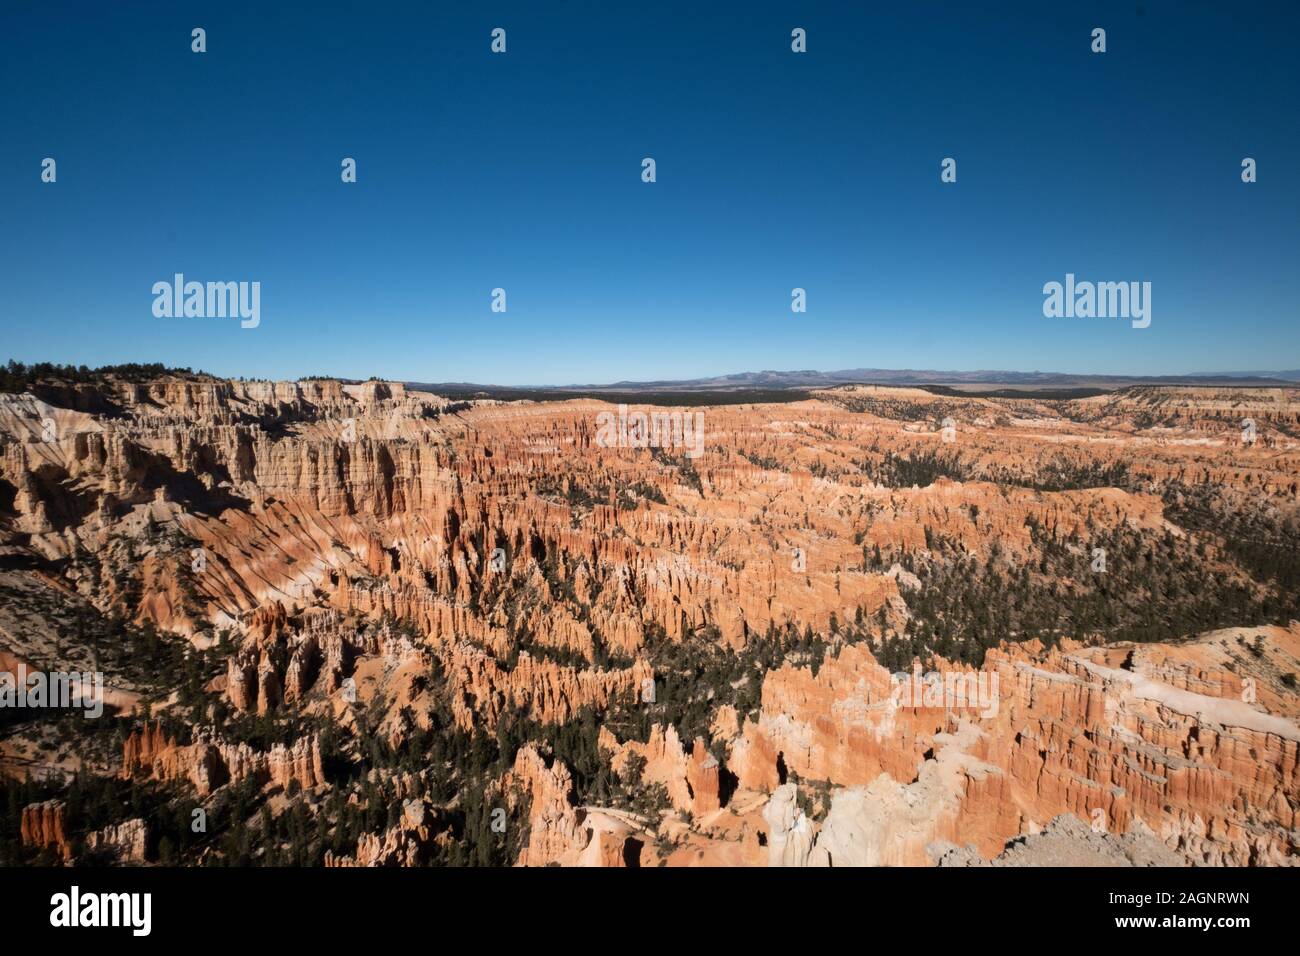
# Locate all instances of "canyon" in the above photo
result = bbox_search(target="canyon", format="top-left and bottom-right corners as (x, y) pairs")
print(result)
(0, 370), (1297, 866)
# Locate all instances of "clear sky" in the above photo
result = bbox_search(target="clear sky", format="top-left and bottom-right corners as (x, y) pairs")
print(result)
(2, 1), (1297, 384)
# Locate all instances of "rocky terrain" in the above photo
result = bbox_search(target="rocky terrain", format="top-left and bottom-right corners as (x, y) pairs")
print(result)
(1, 366), (1297, 866)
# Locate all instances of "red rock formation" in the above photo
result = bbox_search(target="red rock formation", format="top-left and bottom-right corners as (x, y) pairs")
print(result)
(4, 376), (1298, 867)
(736, 626), (1300, 866)
(20, 800), (72, 861)
(121, 722), (325, 796)
(603, 724), (721, 817)
(324, 800), (437, 867)
(506, 745), (589, 867)
(121, 720), (173, 776)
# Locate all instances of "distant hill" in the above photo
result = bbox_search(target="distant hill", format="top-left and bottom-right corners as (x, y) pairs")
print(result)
(408, 367), (1300, 397)
(1189, 370), (1300, 381)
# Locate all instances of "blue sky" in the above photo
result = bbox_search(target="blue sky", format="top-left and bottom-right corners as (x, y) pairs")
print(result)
(2, 1), (1297, 384)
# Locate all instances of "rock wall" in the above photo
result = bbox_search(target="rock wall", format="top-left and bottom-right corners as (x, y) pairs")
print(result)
(739, 626), (1300, 866)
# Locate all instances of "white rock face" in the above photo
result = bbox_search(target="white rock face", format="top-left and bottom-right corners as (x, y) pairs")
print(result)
(761, 784), (813, 867)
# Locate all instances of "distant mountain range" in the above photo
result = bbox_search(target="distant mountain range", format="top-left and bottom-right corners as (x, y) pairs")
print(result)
(408, 368), (1300, 396)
